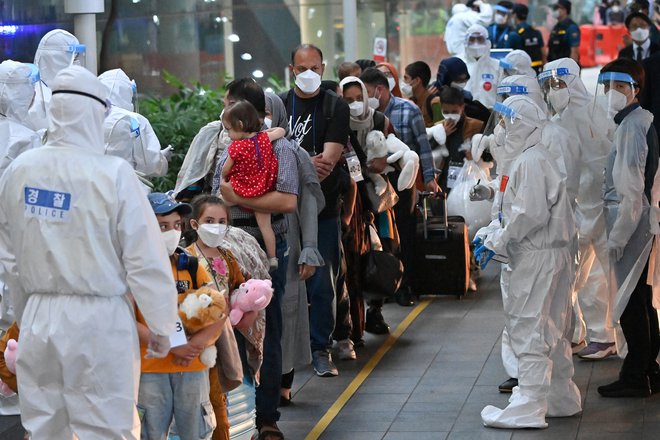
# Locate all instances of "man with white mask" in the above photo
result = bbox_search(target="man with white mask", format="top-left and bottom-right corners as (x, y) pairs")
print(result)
(475, 95), (581, 428)
(461, 24), (502, 109)
(540, 58), (617, 359)
(445, 1), (494, 56)
(27, 29), (85, 132)
(98, 68), (171, 177)
(279, 44), (350, 378)
(618, 12), (660, 60)
(0, 66), (177, 438)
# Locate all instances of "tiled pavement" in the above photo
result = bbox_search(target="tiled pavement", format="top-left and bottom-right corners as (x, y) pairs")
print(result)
(279, 265), (660, 440)
(1, 264), (658, 439)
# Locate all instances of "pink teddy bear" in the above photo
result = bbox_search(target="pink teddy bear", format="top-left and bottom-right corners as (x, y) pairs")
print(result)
(0, 339), (17, 397)
(229, 279), (273, 326)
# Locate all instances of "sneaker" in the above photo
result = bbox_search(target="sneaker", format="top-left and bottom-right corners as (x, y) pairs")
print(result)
(498, 377), (518, 393)
(312, 350), (338, 377)
(268, 257), (278, 271)
(571, 340), (587, 354)
(335, 339), (357, 360)
(577, 341), (616, 360)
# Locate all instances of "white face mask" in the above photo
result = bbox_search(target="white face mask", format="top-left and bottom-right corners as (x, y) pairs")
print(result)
(631, 27), (650, 43)
(387, 77), (396, 91)
(552, 10), (560, 19)
(264, 117), (272, 128)
(612, 5), (620, 12)
(443, 113), (461, 123)
(605, 89), (629, 117)
(494, 14), (508, 25)
(348, 101), (364, 117)
(162, 229), (182, 256)
(368, 92), (380, 110)
(450, 81), (468, 90)
(295, 69), (322, 94)
(547, 87), (570, 113)
(466, 44), (490, 59)
(400, 81), (413, 98)
(197, 223), (228, 248)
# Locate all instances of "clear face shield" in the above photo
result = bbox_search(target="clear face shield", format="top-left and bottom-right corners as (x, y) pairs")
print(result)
(594, 71), (637, 119)
(466, 33), (491, 59)
(537, 67), (573, 115)
(68, 43), (86, 67)
(496, 84), (529, 104)
(25, 63), (40, 109)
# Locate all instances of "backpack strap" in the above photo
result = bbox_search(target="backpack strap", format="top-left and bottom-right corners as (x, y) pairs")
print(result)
(187, 255), (199, 290)
(322, 89), (338, 120)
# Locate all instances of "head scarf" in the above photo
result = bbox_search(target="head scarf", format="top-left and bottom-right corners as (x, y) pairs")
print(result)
(338, 76), (375, 147)
(264, 91), (290, 137)
(376, 62), (403, 98)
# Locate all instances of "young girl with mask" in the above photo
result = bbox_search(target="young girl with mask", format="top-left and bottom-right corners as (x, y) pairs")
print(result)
(185, 194), (265, 440)
(221, 100), (286, 270)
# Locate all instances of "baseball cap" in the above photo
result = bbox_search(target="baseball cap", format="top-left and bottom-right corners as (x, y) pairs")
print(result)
(553, 0), (572, 13)
(148, 192), (192, 216)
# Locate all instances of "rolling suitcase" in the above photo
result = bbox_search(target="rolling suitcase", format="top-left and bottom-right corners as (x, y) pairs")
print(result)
(412, 192), (470, 298)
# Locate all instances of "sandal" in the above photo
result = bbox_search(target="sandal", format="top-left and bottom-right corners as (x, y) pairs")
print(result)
(256, 423), (285, 440)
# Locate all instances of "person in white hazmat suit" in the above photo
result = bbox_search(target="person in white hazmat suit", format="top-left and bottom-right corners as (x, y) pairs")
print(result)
(0, 61), (43, 179)
(540, 58), (617, 358)
(98, 68), (171, 178)
(499, 50), (537, 78)
(595, 61), (660, 397)
(445, 1), (494, 56)
(475, 95), (581, 428)
(27, 29), (85, 132)
(461, 24), (502, 109)
(0, 65), (178, 439)
(0, 60), (44, 416)
(471, 74), (579, 393)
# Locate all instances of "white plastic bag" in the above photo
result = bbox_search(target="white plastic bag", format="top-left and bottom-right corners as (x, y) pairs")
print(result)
(446, 160), (493, 240)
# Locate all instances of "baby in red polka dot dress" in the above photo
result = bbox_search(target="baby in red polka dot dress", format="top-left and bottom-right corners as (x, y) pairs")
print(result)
(221, 100), (285, 270)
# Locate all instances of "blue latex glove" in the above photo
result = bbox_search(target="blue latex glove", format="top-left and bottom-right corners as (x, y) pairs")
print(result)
(474, 244), (495, 270)
(472, 237), (483, 248)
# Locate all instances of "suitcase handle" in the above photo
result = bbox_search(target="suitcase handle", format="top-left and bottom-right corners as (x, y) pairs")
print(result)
(418, 191), (449, 240)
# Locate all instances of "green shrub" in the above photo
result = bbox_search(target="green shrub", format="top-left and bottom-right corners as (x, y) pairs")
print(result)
(140, 71), (226, 192)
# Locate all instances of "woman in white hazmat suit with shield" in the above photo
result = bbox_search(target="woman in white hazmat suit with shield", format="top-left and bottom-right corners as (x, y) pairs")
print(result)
(595, 59), (660, 397)
(474, 95), (581, 428)
(0, 66), (178, 439)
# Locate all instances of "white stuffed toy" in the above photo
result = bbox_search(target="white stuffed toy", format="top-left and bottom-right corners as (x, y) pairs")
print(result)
(426, 123), (449, 158)
(385, 134), (420, 191)
(364, 130), (392, 195)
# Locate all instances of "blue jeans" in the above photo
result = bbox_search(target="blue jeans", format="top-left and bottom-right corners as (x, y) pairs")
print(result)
(307, 216), (340, 352)
(137, 371), (214, 440)
(252, 235), (288, 426)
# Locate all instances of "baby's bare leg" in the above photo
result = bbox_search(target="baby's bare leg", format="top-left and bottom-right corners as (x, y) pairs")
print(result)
(255, 211), (276, 260)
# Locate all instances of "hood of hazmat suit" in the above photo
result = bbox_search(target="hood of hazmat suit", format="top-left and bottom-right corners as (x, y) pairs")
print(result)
(462, 24), (501, 109)
(98, 69), (167, 177)
(499, 50), (537, 78)
(445, 3), (494, 56)
(0, 61), (42, 176)
(0, 65), (177, 438)
(481, 95), (581, 428)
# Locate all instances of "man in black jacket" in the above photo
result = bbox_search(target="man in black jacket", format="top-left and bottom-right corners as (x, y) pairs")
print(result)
(642, 51), (660, 137)
(619, 12), (660, 61)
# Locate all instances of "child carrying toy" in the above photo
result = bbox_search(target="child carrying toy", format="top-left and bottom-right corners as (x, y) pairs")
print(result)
(221, 100), (285, 270)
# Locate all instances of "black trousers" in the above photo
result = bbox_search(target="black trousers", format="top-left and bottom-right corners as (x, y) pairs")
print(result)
(620, 261), (660, 382)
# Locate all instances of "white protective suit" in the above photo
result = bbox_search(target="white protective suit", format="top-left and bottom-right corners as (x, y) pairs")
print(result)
(0, 61), (42, 178)
(0, 60), (43, 416)
(98, 69), (168, 177)
(445, 2), (494, 56)
(480, 96), (581, 429)
(27, 29), (82, 132)
(0, 66), (178, 439)
(461, 24), (502, 109)
(500, 50), (537, 78)
(481, 74), (578, 379)
(541, 58), (616, 346)
(604, 104), (658, 322)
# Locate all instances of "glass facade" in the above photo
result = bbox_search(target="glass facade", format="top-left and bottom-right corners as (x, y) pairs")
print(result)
(1, 0), (593, 96)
